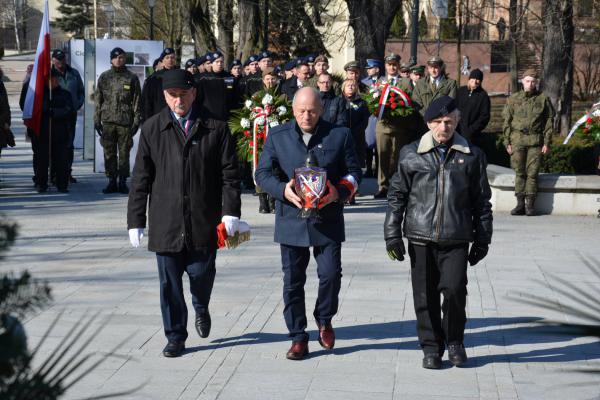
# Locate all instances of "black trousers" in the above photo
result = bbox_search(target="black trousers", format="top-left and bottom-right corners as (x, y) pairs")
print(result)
(408, 242), (469, 355)
(155, 248), (216, 342)
(34, 131), (70, 190)
(280, 242), (342, 342)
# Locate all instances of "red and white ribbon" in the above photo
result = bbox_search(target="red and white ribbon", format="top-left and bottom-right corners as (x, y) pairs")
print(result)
(376, 83), (412, 121)
(252, 109), (270, 183)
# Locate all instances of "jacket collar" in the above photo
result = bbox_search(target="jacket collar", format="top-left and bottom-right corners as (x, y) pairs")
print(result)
(417, 130), (471, 155)
(159, 105), (204, 133)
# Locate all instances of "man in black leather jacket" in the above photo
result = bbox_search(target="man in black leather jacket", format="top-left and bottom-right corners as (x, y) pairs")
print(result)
(384, 96), (493, 370)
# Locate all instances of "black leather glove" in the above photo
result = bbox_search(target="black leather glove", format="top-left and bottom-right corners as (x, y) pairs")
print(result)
(468, 243), (489, 266)
(94, 123), (103, 137)
(386, 238), (406, 261)
(130, 125), (139, 136)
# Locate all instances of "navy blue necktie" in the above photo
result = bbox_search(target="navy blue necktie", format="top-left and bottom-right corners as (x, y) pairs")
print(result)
(437, 144), (448, 162)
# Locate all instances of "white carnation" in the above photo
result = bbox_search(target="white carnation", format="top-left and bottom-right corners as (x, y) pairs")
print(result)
(244, 100), (253, 109)
(240, 118), (251, 129)
(277, 105), (287, 116)
(262, 94), (273, 105)
(372, 91), (380, 99)
(255, 116), (266, 125)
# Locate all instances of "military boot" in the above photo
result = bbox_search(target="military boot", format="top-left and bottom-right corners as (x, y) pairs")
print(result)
(102, 178), (118, 194)
(268, 195), (275, 214)
(118, 176), (129, 194)
(510, 194), (525, 215)
(258, 193), (270, 214)
(525, 195), (536, 216)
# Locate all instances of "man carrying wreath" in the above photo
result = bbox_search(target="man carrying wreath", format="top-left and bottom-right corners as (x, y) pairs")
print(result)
(255, 87), (362, 360)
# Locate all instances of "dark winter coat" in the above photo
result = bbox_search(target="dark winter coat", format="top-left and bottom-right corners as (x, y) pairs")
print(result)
(344, 96), (370, 167)
(127, 105), (241, 253)
(195, 70), (240, 122)
(255, 119), (362, 247)
(320, 90), (348, 127)
(455, 85), (491, 144)
(384, 131), (493, 246)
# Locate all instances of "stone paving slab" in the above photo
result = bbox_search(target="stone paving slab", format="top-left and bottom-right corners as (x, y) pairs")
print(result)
(1, 108), (600, 399)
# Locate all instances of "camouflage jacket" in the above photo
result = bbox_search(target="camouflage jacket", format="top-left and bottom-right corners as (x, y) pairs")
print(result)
(412, 76), (458, 115)
(502, 90), (555, 147)
(94, 66), (141, 127)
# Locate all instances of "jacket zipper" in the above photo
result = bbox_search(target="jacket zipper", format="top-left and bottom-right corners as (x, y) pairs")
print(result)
(435, 151), (448, 240)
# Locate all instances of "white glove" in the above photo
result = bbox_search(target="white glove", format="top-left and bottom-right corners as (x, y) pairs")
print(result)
(221, 216), (240, 236)
(129, 228), (144, 248)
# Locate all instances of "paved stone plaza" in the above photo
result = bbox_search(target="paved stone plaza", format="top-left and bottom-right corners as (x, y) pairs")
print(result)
(1, 106), (600, 399)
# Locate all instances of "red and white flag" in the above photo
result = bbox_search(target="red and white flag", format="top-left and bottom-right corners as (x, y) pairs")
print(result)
(23, 0), (51, 136)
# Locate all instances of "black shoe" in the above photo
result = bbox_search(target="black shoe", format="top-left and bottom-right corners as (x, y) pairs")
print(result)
(162, 341), (185, 358)
(102, 178), (118, 194)
(69, 175), (77, 183)
(195, 311), (211, 338)
(364, 169), (374, 178)
(422, 353), (443, 369)
(448, 344), (467, 367)
(118, 177), (129, 194)
(268, 195), (276, 214)
(36, 185), (48, 193)
(258, 193), (270, 214)
(373, 189), (388, 199)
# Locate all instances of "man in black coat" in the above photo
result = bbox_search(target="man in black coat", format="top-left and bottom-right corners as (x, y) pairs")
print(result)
(127, 69), (242, 358)
(255, 87), (362, 360)
(455, 69), (491, 147)
(195, 51), (240, 121)
(316, 72), (348, 127)
(384, 96), (492, 370)
(280, 60), (311, 101)
(140, 48), (179, 123)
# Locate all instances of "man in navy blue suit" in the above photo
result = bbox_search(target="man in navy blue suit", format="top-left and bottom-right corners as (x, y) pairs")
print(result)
(255, 87), (362, 360)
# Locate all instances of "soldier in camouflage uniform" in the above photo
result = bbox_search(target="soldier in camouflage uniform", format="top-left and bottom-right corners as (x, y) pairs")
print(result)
(502, 69), (554, 216)
(94, 47), (142, 194)
(412, 56), (458, 116)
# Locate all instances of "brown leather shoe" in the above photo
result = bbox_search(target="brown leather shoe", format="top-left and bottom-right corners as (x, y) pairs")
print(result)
(286, 341), (309, 360)
(317, 322), (335, 349)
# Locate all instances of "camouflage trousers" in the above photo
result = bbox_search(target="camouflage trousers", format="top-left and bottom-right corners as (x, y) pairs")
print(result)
(376, 122), (413, 191)
(510, 145), (541, 195)
(100, 123), (133, 178)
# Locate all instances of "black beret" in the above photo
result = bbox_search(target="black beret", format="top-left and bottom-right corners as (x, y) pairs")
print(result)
(184, 59), (196, 68)
(110, 47), (125, 60)
(162, 69), (195, 90)
(162, 47), (175, 57)
(230, 59), (242, 68)
(247, 55), (259, 63)
(257, 51), (272, 61)
(469, 68), (484, 81)
(211, 51), (224, 60)
(303, 54), (316, 63)
(52, 49), (66, 60)
(424, 96), (457, 122)
(284, 60), (297, 71)
(202, 52), (213, 63)
(295, 58), (309, 68)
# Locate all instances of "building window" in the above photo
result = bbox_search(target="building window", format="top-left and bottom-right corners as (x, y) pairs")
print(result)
(577, 0), (594, 17)
(490, 42), (509, 73)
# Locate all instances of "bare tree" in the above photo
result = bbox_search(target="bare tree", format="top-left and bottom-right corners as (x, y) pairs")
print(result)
(541, 0), (574, 135)
(217, 0), (234, 65)
(574, 44), (600, 101)
(181, 0), (217, 55)
(345, 0), (403, 64)
(237, 0), (262, 60)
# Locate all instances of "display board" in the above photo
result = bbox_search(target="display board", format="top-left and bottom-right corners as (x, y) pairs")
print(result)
(93, 39), (163, 173)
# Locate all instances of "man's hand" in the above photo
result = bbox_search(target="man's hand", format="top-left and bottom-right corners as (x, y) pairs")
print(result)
(318, 181), (339, 209)
(386, 238), (406, 261)
(506, 144), (513, 155)
(541, 144), (549, 155)
(284, 179), (302, 208)
(95, 123), (103, 137)
(129, 228), (144, 247)
(221, 215), (240, 236)
(468, 243), (489, 266)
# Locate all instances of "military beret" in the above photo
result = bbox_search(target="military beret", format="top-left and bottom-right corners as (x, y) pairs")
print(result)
(52, 49), (66, 60)
(230, 59), (242, 68)
(164, 47), (175, 55)
(295, 58), (309, 68)
(343, 61), (360, 71)
(201, 52), (213, 64)
(424, 96), (457, 122)
(162, 69), (195, 90)
(284, 60), (297, 71)
(110, 47), (125, 60)
(365, 59), (382, 69)
(257, 51), (272, 61)
(427, 56), (444, 66)
(247, 55), (259, 63)
(211, 51), (224, 60)
(274, 65), (282, 74)
(522, 68), (538, 79)
(304, 54), (316, 63)
(469, 68), (484, 81)
(410, 65), (425, 74)
(385, 53), (401, 63)
(152, 58), (161, 69)
(184, 59), (196, 68)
